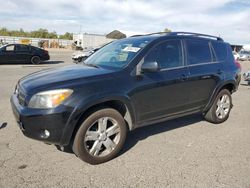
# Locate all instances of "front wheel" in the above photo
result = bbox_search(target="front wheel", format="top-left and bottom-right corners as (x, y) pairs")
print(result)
(204, 89), (232, 124)
(73, 108), (127, 164)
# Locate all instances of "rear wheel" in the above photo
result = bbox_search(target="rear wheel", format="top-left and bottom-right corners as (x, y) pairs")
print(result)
(204, 89), (232, 124)
(73, 108), (127, 164)
(31, 56), (41, 64)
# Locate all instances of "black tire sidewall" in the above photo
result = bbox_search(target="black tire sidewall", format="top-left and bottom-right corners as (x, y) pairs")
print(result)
(31, 56), (41, 64)
(211, 89), (232, 124)
(73, 108), (127, 165)
(77, 57), (83, 63)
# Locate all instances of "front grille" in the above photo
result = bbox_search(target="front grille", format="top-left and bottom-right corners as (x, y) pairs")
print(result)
(16, 85), (26, 106)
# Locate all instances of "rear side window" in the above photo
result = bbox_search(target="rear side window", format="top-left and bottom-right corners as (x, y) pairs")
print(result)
(211, 42), (228, 62)
(144, 40), (183, 69)
(186, 39), (212, 65)
(16, 45), (30, 51)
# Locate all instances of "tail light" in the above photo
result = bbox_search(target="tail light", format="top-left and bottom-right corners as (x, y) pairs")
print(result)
(44, 50), (49, 54)
(234, 60), (241, 71)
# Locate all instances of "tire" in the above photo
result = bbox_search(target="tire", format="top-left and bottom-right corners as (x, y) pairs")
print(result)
(31, 56), (41, 64)
(77, 57), (83, 63)
(204, 89), (232, 124)
(73, 108), (127, 164)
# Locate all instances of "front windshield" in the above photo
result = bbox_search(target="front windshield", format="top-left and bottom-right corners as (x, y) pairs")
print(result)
(84, 37), (154, 69)
(240, 50), (250, 55)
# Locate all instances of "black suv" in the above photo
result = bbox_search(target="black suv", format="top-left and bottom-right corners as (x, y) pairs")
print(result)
(11, 32), (241, 164)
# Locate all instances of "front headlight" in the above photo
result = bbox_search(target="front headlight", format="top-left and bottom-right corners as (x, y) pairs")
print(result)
(28, 89), (73, 109)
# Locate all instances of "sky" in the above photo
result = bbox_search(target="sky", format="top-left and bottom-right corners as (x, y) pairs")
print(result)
(0, 0), (250, 44)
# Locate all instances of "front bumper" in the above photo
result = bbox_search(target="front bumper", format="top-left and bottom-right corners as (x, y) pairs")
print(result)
(10, 94), (73, 145)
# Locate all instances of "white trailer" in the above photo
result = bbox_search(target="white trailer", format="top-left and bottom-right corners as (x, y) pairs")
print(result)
(242, 45), (250, 51)
(73, 33), (113, 48)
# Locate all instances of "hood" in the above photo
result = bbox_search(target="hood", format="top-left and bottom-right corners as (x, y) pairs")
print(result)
(19, 65), (114, 94)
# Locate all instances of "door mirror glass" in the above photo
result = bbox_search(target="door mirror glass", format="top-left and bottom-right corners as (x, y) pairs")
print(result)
(141, 61), (160, 73)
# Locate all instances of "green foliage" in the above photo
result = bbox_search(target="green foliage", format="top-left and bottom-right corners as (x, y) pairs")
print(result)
(59, 32), (73, 40)
(0, 27), (73, 40)
(163, 28), (172, 33)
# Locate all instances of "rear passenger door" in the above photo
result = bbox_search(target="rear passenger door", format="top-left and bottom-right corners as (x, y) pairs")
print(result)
(15, 44), (31, 63)
(185, 39), (223, 109)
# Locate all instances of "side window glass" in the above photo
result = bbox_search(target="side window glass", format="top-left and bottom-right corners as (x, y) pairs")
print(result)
(211, 42), (228, 62)
(6, 45), (15, 51)
(186, 40), (212, 65)
(16, 45), (29, 52)
(144, 40), (183, 69)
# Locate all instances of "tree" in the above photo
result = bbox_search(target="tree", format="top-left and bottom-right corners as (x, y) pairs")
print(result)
(163, 28), (172, 33)
(59, 32), (73, 40)
(0, 27), (73, 40)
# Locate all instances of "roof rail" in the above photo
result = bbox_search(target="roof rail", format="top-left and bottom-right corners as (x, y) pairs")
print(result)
(130, 35), (144, 37)
(168, 32), (223, 41)
(130, 32), (169, 38)
(130, 31), (223, 41)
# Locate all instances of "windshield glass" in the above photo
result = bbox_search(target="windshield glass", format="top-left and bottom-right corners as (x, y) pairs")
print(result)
(84, 37), (154, 69)
(240, 50), (250, 55)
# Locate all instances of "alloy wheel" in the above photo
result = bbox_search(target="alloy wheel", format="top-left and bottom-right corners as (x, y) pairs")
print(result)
(84, 117), (121, 157)
(216, 94), (231, 119)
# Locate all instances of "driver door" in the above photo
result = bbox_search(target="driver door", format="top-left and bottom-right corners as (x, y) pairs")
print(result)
(131, 40), (190, 124)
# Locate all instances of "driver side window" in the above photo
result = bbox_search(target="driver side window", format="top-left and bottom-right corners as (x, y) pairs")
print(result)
(144, 40), (183, 69)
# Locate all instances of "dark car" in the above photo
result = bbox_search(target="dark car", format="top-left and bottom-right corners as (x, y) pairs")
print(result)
(10, 32), (241, 164)
(0, 44), (50, 64)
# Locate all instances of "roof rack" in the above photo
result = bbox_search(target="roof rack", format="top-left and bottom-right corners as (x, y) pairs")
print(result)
(130, 32), (169, 37)
(130, 31), (223, 41)
(168, 32), (223, 41)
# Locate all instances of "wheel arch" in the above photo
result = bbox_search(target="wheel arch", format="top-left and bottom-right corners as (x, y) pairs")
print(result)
(203, 80), (236, 114)
(60, 96), (136, 146)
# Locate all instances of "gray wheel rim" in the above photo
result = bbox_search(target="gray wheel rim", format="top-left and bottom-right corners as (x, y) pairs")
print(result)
(84, 117), (121, 157)
(32, 56), (40, 64)
(216, 94), (230, 119)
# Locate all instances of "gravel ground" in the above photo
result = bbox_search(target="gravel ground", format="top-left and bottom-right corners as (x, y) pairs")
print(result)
(0, 49), (250, 188)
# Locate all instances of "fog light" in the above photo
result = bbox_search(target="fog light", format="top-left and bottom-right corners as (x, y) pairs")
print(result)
(41, 129), (50, 139)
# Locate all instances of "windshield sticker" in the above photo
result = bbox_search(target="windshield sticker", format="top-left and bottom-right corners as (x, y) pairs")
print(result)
(122, 46), (141, 53)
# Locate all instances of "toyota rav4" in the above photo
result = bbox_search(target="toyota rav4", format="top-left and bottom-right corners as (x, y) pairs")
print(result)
(11, 32), (241, 164)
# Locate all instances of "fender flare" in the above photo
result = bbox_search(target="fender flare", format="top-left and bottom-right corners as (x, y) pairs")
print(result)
(203, 79), (237, 114)
(59, 94), (136, 146)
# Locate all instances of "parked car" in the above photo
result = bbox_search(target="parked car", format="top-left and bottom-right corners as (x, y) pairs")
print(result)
(238, 50), (250, 61)
(72, 48), (99, 63)
(11, 32), (241, 164)
(243, 71), (250, 85)
(233, 51), (239, 60)
(0, 44), (50, 64)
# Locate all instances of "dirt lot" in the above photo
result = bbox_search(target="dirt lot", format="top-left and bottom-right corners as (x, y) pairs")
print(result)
(0, 50), (250, 188)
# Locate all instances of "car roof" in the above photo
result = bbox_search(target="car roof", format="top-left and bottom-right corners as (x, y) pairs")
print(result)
(129, 32), (224, 43)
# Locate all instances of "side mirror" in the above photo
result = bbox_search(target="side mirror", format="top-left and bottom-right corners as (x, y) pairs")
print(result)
(141, 61), (160, 73)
